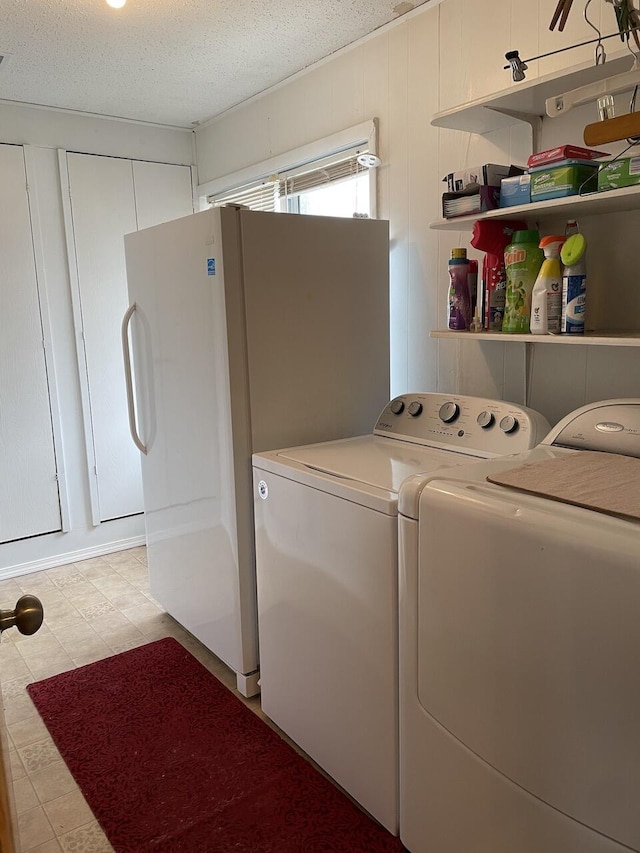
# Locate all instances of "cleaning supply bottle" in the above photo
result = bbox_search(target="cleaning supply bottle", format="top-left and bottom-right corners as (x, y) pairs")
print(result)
(470, 219), (527, 331)
(560, 233), (587, 335)
(529, 235), (565, 334)
(502, 230), (544, 333)
(447, 248), (471, 330)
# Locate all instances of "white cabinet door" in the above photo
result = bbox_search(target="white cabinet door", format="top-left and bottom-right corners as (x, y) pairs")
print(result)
(0, 144), (61, 543)
(66, 153), (193, 523)
(67, 153), (141, 523)
(132, 160), (193, 230)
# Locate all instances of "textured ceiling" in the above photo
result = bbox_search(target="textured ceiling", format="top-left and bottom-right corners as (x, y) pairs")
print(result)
(0, 0), (432, 128)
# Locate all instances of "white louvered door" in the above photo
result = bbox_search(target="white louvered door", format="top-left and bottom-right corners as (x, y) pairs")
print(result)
(0, 144), (61, 543)
(66, 153), (193, 523)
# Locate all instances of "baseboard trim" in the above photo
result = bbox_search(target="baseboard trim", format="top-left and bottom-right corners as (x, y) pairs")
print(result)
(0, 536), (147, 581)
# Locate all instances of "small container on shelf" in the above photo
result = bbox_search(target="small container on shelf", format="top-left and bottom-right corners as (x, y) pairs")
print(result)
(499, 174), (531, 208)
(529, 160), (599, 201)
(597, 156), (640, 191)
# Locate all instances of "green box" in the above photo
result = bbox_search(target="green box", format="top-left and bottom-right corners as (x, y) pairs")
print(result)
(597, 157), (640, 191)
(530, 163), (599, 201)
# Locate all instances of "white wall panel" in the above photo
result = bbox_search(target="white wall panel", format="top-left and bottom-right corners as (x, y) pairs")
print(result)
(465, 0), (512, 103)
(457, 340), (509, 401)
(527, 344), (589, 427)
(584, 348), (640, 404)
(407, 12), (440, 394)
(0, 102), (192, 165)
(387, 25), (410, 397)
(510, 0), (540, 83)
(537, 0), (604, 77)
(0, 144), (61, 543)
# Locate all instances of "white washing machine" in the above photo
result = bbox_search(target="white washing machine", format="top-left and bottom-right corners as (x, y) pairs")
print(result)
(399, 399), (640, 853)
(252, 393), (550, 835)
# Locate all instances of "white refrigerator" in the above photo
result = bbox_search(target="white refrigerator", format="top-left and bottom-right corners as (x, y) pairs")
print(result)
(122, 206), (389, 695)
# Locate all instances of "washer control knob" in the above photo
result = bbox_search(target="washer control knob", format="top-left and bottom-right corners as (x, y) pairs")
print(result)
(477, 411), (494, 429)
(499, 415), (519, 434)
(439, 402), (460, 423)
(407, 401), (423, 417)
(390, 399), (405, 415)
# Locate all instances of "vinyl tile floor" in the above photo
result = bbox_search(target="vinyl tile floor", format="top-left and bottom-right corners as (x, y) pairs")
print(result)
(0, 546), (297, 853)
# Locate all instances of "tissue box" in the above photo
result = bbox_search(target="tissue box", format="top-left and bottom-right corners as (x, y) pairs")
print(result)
(444, 164), (514, 193)
(499, 174), (531, 207)
(597, 157), (640, 191)
(530, 162), (599, 201)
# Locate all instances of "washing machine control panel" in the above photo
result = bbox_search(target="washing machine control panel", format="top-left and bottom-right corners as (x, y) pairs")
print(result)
(373, 393), (551, 455)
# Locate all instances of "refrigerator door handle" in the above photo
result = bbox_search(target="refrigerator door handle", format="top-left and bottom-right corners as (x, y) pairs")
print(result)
(121, 302), (148, 455)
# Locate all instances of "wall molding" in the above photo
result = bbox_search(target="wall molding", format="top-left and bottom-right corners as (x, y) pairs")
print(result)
(0, 535), (146, 582)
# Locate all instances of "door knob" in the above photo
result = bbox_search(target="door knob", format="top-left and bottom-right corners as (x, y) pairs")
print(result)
(0, 594), (44, 635)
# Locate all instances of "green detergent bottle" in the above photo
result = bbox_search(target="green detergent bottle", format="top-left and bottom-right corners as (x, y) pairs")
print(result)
(502, 230), (544, 334)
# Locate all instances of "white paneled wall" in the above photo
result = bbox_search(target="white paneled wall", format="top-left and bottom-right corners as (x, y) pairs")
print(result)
(0, 102), (194, 579)
(196, 0), (640, 424)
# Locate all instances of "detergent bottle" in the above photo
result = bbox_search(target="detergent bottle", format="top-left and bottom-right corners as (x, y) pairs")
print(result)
(447, 248), (472, 330)
(529, 235), (565, 334)
(502, 230), (544, 334)
(470, 219), (527, 331)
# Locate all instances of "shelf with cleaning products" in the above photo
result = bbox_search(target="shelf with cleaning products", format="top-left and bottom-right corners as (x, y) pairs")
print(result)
(432, 48), (640, 232)
(432, 47), (640, 348)
(430, 330), (640, 347)
(430, 181), (640, 230)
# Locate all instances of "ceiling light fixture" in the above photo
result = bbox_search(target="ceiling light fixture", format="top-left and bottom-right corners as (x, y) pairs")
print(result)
(106, 0), (127, 8)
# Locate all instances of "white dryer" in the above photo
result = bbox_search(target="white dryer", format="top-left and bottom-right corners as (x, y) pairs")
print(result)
(252, 393), (550, 834)
(399, 399), (640, 853)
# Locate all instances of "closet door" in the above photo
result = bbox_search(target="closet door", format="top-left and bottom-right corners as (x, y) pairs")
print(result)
(67, 153), (140, 523)
(66, 153), (193, 524)
(0, 144), (61, 543)
(132, 160), (193, 229)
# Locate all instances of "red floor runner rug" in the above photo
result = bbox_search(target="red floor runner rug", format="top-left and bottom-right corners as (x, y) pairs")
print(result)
(27, 637), (405, 852)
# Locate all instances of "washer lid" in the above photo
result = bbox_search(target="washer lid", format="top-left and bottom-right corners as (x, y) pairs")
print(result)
(276, 434), (476, 494)
(253, 434), (482, 514)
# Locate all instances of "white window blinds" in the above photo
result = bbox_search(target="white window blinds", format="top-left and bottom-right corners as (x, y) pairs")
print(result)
(206, 145), (372, 212)
(278, 148), (367, 199)
(207, 177), (279, 212)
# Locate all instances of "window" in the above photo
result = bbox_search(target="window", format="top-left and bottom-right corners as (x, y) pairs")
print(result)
(201, 120), (379, 219)
(279, 149), (371, 218)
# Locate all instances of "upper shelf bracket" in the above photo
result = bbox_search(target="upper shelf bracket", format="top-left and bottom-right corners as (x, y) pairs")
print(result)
(485, 108), (543, 154)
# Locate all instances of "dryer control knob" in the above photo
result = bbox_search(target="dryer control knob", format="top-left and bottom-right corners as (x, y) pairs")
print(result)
(390, 399), (405, 415)
(477, 411), (494, 429)
(407, 401), (423, 417)
(439, 402), (459, 423)
(499, 415), (519, 433)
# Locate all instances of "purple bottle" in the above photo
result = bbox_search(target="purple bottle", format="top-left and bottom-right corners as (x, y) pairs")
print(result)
(447, 248), (471, 330)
